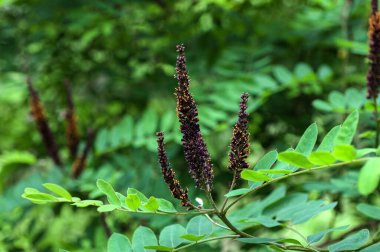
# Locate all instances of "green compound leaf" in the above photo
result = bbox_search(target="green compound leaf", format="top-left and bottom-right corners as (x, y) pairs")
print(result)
(72, 200), (103, 207)
(241, 170), (272, 182)
(144, 246), (173, 251)
(308, 151), (336, 165)
(357, 203), (380, 220)
(180, 234), (206, 242)
(157, 199), (177, 213)
(21, 192), (58, 204)
(307, 225), (349, 244)
(358, 158), (380, 195)
(334, 110), (359, 146)
(142, 196), (160, 212)
(43, 183), (72, 201)
(126, 194), (141, 211)
(332, 145), (357, 161)
(107, 233), (132, 252)
(159, 224), (186, 248)
(224, 188), (251, 198)
(97, 179), (121, 206)
(318, 125), (340, 152)
(278, 151), (314, 168)
(132, 226), (158, 252)
(127, 188), (149, 203)
(186, 216), (213, 236)
(257, 169), (292, 175)
(97, 204), (119, 212)
(243, 216), (281, 228)
(254, 150), (278, 170)
(295, 123), (318, 155)
(360, 242), (380, 252)
(328, 229), (369, 252)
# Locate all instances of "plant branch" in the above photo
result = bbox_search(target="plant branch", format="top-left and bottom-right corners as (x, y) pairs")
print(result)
(224, 158), (370, 213)
(204, 214), (230, 231)
(221, 171), (237, 213)
(117, 208), (215, 216)
(374, 97), (380, 147)
(172, 235), (239, 251)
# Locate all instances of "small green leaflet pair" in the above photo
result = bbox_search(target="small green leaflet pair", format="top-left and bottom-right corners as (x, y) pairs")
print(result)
(236, 110), (380, 196)
(22, 179), (178, 214)
(106, 216), (213, 252)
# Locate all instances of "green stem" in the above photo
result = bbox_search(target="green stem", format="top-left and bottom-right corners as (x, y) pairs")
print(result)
(282, 224), (308, 243)
(172, 235), (239, 251)
(118, 208), (215, 216)
(204, 214), (230, 231)
(224, 158), (370, 213)
(221, 171), (237, 213)
(374, 97), (379, 147)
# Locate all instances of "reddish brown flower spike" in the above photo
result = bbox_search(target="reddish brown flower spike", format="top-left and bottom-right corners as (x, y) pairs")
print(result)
(64, 80), (80, 160)
(367, 8), (380, 99)
(27, 76), (62, 167)
(156, 132), (192, 208)
(228, 93), (250, 178)
(71, 128), (95, 178)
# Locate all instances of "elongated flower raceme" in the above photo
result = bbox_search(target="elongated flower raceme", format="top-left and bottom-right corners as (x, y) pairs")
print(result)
(373, 0), (378, 15)
(27, 77), (62, 167)
(64, 80), (80, 160)
(367, 3), (380, 99)
(71, 128), (95, 178)
(174, 44), (214, 191)
(156, 132), (192, 208)
(228, 93), (250, 178)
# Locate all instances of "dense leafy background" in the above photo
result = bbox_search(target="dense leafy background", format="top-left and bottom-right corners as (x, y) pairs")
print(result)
(0, 0), (379, 251)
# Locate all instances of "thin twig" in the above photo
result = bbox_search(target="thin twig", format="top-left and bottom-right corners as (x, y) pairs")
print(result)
(204, 214), (230, 231)
(172, 235), (239, 251)
(374, 97), (380, 147)
(221, 171), (237, 213)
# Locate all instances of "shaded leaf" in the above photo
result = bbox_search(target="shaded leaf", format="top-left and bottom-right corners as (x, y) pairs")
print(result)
(328, 229), (369, 252)
(295, 123), (318, 155)
(318, 125), (340, 152)
(307, 225), (349, 244)
(357, 203), (380, 220)
(186, 216), (213, 236)
(159, 224), (186, 248)
(132, 226), (158, 252)
(334, 110), (359, 146)
(107, 233), (132, 252)
(358, 158), (380, 195)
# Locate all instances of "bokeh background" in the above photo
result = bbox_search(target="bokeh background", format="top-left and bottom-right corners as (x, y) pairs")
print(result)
(0, 0), (376, 251)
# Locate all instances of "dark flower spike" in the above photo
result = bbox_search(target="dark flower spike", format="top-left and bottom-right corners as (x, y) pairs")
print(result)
(174, 44), (214, 191)
(367, 3), (380, 99)
(71, 128), (95, 178)
(26, 76), (62, 167)
(373, 0), (378, 15)
(228, 93), (250, 178)
(64, 79), (80, 160)
(156, 132), (193, 208)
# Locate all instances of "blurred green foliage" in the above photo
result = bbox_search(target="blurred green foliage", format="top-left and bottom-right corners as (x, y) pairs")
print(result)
(0, 0), (378, 251)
